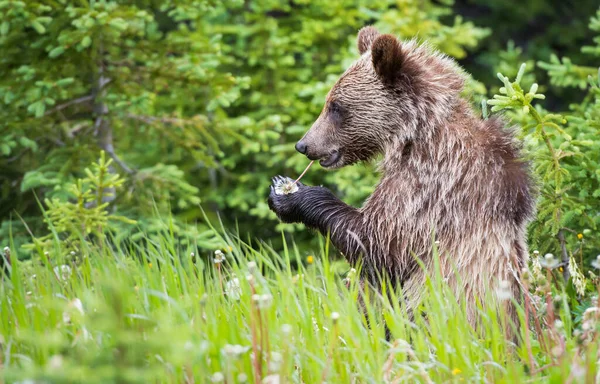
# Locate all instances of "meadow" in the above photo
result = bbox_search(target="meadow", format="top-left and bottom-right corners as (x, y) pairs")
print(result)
(1, 218), (599, 383)
(2, 1), (600, 383)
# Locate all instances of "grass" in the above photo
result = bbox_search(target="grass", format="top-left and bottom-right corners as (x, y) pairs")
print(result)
(1, 223), (599, 383)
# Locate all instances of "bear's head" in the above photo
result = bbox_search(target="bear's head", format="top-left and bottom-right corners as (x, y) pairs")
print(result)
(295, 26), (465, 169)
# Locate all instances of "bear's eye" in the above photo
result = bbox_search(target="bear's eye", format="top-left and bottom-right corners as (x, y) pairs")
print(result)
(328, 101), (344, 122)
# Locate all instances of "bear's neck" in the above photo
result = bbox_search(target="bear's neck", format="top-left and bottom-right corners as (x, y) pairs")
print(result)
(380, 99), (481, 177)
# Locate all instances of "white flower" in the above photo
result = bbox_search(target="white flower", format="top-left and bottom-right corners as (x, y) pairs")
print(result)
(53, 265), (72, 281)
(269, 352), (283, 372)
(331, 312), (340, 321)
(539, 253), (559, 269)
(591, 255), (600, 270)
(237, 373), (248, 383)
(225, 278), (241, 300)
(211, 372), (224, 383)
(253, 294), (273, 310)
(221, 344), (250, 358)
(273, 176), (298, 195)
(262, 375), (281, 384)
(281, 324), (292, 334)
(70, 298), (84, 315)
(247, 261), (257, 272)
(213, 250), (225, 264)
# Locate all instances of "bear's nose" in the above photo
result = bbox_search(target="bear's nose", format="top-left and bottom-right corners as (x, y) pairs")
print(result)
(295, 141), (308, 154)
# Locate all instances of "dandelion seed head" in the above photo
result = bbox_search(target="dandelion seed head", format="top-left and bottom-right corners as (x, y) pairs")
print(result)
(273, 177), (298, 195)
(331, 312), (340, 323)
(539, 253), (559, 269)
(213, 250), (225, 264)
(225, 278), (241, 301)
(222, 344), (249, 357)
(211, 372), (224, 382)
(258, 294), (273, 309)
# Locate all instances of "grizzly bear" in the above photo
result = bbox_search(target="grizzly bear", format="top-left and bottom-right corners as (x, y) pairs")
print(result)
(268, 26), (535, 334)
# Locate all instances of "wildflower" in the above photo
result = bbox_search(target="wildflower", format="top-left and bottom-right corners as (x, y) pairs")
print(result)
(190, 252), (195, 258)
(591, 255), (600, 270)
(213, 250), (225, 265)
(211, 372), (224, 383)
(269, 351), (283, 372)
(227, 246), (233, 252)
(331, 312), (340, 324)
(247, 261), (257, 272)
(246, 274), (255, 284)
(577, 233), (583, 240)
(347, 268), (357, 280)
(257, 294), (273, 309)
(281, 324), (292, 334)
(452, 368), (462, 375)
(148, 262), (153, 268)
(53, 265), (72, 281)
(496, 280), (512, 301)
(2, 246), (9, 257)
(225, 278), (241, 300)
(554, 320), (564, 330)
(273, 176), (298, 195)
(539, 253), (559, 269)
(70, 298), (84, 315)
(306, 255), (314, 264)
(262, 375), (281, 384)
(551, 345), (563, 357)
(237, 373), (248, 383)
(221, 344), (250, 358)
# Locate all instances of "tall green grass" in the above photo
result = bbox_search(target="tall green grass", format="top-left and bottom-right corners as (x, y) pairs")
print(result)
(0, 223), (598, 383)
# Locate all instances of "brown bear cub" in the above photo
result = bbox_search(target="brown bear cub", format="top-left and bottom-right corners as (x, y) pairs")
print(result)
(268, 26), (535, 335)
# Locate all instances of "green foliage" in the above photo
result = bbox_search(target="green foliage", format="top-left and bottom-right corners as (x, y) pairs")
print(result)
(0, 0), (247, 256)
(24, 151), (135, 254)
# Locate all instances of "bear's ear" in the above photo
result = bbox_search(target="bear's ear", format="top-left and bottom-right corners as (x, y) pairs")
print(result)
(371, 34), (404, 83)
(357, 26), (380, 55)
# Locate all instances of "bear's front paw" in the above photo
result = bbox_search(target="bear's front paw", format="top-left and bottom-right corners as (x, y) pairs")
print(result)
(268, 176), (306, 223)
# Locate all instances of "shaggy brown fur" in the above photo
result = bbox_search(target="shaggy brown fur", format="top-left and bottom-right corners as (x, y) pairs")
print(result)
(268, 27), (535, 335)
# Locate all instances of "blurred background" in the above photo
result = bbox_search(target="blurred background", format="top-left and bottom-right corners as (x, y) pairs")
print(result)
(1, 0), (599, 264)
